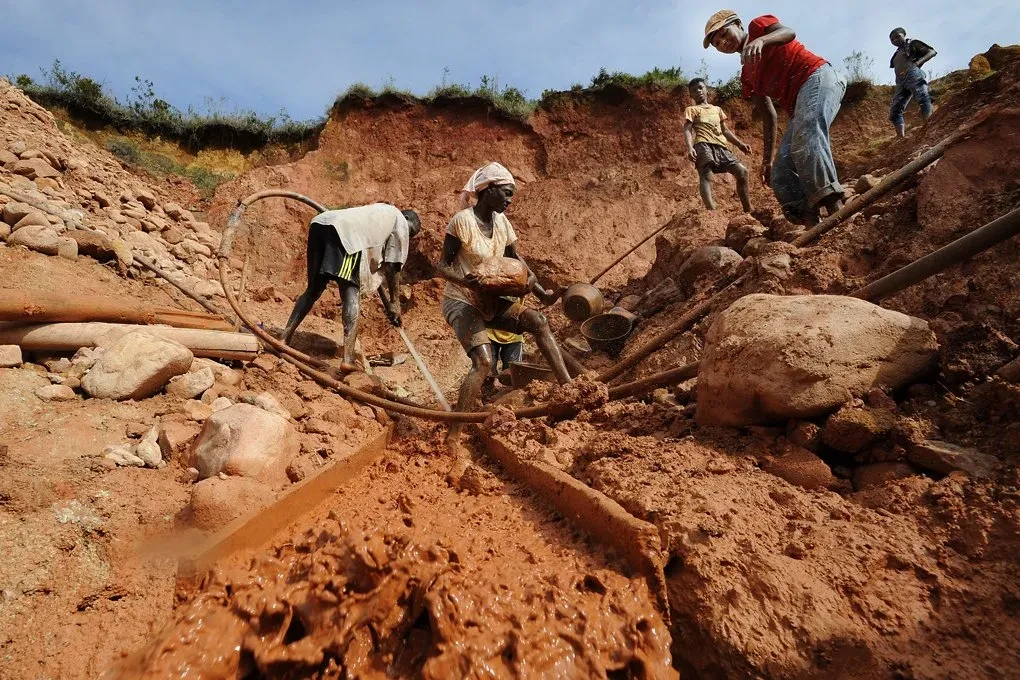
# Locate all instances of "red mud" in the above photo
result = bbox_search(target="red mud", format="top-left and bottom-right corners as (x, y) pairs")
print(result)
(2, 46), (1020, 680)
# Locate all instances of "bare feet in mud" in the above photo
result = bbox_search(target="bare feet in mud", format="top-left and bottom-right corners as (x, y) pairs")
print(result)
(445, 439), (472, 486)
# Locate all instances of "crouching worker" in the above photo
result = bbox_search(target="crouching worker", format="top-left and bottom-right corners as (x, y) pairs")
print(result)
(704, 9), (846, 226)
(683, 77), (753, 212)
(438, 162), (570, 455)
(280, 203), (421, 369)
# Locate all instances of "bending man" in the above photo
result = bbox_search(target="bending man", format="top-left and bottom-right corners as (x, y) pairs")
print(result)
(280, 203), (420, 368)
(704, 10), (846, 226)
(438, 162), (569, 455)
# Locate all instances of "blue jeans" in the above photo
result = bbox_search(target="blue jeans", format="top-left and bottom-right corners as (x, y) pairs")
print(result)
(889, 67), (932, 128)
(771, 63), (846, 216)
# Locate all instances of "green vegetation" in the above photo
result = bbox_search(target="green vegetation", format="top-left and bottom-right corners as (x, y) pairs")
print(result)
(842, 50), (875, 85)
(588, 65), (687, 90)
(104, 137), (235, 198)
(10, 60), (321, 150)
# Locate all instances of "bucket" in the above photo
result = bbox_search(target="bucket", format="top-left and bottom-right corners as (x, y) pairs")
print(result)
(509, 361), (555, 389)
(580, 312), (634, 357)
(563, 283), (604, 322)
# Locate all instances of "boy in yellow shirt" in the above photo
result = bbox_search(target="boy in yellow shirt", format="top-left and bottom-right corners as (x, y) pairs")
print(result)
(683, 78), (752, 213)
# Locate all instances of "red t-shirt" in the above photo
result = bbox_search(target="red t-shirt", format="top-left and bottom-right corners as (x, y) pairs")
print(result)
(740, 15), (826, 113)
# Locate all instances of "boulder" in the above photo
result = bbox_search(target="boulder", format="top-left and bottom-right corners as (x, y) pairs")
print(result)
(182, 399), (213, 422)
(64, 229), (119, 263)
(158, 420), (202, 461)
(0, 223), (9, 240)
(0, 149), (19, 166)
(823, 404), (896, 454)
(786, 421), (822, 452)
(2, 201), (36, 226)
(135, 189), (157, 210)
(676, 246), (743, 293)
(188, 476), (273, 530)
(187, 403), (297, 484)
(163, 202), (190, 221)
(165, 366), (215, 399)
(82, 331), (193, 400)
(57, 238), (78, 261)
(762, 445), (836, 490)
(10, 158), (60, 180)
(13, 212), (50, 230)
(8, 225), (60, 255)
(135, 426), (163, 468)
(192, 358), (242, 387)
(697, 295), (939, 426)
(103, 443), (145, 468)
(725, 215), (767, 252)
(35, 384), (76, 402)
(907, 440), (999, 479)
(0, 345), (22, 368)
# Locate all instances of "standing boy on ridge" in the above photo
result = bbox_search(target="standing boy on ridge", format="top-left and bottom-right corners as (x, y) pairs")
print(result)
(703, 9), (846, 226)
(889, 27), (937, 137)
(683, 77), (753, 213)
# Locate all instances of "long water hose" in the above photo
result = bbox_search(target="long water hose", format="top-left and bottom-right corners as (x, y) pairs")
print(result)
(217, 190), (700, 423)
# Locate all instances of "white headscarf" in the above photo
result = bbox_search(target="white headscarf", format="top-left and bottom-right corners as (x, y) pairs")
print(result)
(458, 162), (515, 208)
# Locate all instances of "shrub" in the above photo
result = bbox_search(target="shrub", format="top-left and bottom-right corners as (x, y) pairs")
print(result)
(17, 60), (321, 150)
(842, 50), (875, 85)
(712, 72), (742, 102)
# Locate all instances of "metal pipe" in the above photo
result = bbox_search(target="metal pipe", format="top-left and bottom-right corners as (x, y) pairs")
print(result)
(852, 206), (1020, 302)
(589, 217), (672, 285)
(134, 253), (235, 323)
(793, 107), (997, 247)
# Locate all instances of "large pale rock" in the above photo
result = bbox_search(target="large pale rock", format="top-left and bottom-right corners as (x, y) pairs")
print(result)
(3, 201), (36, 225)
(82, 331), (193, 400)
(907, 440), (999, 479)
(675, 246), (742, 292)
(188, 476), (272, 530)
(7, 225), (60, 255)
(165, 366), (214, 399)
(188, 403), (297, 484)
(135, 426), (163, 468)
(0, 345), (22, 368)
(35, 384), (77, 402)
(697, 295), (938, 426)
(13, 212), (50, 230)
(10, 158), (60, 180)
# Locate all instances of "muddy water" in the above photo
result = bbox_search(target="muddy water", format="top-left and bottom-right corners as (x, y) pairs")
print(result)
(107, 434), (676, 679)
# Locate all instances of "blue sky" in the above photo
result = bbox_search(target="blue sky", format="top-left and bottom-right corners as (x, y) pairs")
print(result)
(2, 1), (1014, 121)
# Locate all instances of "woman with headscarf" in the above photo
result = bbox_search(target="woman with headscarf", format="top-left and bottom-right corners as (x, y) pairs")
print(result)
(438, 162), (571, 456)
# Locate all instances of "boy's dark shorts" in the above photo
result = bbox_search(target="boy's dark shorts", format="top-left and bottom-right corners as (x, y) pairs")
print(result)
(695, 142), (741, 173)
(309, 221), (360, 287)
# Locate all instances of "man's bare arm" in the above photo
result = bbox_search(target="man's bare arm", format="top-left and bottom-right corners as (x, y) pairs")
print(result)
(721, 119), (751, 153)
(683, 121), (697, 162)
(754, 95), (778, 185)
(915, 46), (937, 68)
(437, 233), (470, 285)
(743, 22), (796, 64)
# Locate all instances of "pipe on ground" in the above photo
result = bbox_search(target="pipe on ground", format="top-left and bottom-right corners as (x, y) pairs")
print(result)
(852, 206), (1020, 302)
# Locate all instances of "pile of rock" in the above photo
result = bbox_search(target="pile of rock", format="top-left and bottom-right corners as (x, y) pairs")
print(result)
(0, 78), (224, 299)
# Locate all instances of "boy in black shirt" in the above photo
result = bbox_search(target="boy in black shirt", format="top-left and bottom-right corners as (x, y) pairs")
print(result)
(889, 27), (937, 137)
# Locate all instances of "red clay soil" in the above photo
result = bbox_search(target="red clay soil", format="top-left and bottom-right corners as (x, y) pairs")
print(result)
(3, 46), (1020, 680)
(106, 430), (677, 679)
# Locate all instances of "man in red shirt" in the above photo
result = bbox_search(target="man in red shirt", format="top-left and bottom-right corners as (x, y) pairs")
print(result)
(703, 10), (846, 226)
